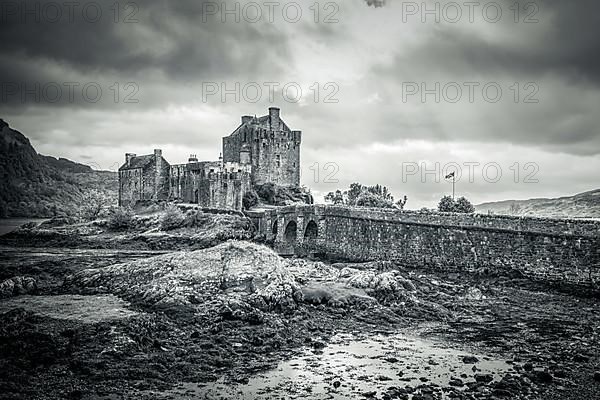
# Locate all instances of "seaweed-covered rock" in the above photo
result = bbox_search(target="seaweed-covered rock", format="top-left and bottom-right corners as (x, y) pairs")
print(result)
(347, 270), (416, 293)
(0, 276), (37, 298)
(64, 241), (302, 312)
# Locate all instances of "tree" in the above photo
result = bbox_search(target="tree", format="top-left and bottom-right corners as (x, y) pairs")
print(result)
(438, 196), (475, 213)
(355, 191), (395, 208)
(107, 207), (134, 230)
(509, 203), (522, 215)
(454, 196), (475, 213)
(324, 189), (345, 205)
(438, 195), (455, 212)
(396, 195), (408, 210)
(242, 190), (259, 210)
(346, 183), (364, 205)
(368, 184), (394, 202)
(255, 182), (277, 204)
(79, 189), (109, 221)
(325, 183), (402, 209)
(160, 205), (186, 231)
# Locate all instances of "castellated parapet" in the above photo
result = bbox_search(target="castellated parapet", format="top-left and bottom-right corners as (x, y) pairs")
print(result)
(119, 108), (301, 210)
(169, 161), (252, 210)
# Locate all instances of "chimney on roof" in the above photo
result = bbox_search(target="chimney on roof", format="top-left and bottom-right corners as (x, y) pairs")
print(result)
(241, 115), (253, 124)
(154, 149), (162, 158)
(188, 154), (198, 162)
(125, 153), (136, 167)
(269, 107), (280, 130)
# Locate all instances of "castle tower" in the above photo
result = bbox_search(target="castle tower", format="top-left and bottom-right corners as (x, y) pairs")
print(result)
(222, 107), (301, 187)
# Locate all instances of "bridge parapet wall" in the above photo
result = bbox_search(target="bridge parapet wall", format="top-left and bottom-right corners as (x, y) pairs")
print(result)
(248, 205), (600, 286)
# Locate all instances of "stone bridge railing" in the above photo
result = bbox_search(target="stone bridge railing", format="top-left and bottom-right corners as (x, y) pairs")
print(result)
(246, 205), (600, 287)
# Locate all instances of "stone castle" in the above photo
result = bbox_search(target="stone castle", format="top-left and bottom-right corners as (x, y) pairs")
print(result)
(119, 107), (301, 209)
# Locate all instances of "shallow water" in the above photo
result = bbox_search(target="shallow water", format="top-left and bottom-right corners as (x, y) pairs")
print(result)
(162, 332), (512, 399)
(0, 294), (138, 323)
(0, 218), (47, 236)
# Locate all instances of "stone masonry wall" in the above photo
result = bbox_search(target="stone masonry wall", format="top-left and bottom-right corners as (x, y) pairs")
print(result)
(254, 206), (600, 286)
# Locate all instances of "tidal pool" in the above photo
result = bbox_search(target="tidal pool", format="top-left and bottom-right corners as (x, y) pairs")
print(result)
(163, 332), (512, 399)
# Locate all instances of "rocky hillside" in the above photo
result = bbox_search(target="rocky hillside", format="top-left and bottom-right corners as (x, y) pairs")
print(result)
(0, 118), (117, 218)
(476, 189), (600, 219)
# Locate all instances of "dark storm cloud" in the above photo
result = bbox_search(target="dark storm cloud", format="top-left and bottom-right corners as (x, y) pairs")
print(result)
(0, 0), (291, 91)
(373, 0), (600, 84)
(346, 0), (600, 155)
(0, 0), (302, 116)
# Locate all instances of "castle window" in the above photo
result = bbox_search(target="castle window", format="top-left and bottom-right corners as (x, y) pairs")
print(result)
(276, 154), (281, 168)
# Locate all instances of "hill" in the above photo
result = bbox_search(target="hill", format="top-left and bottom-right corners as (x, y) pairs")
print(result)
(0, 118), (117, 218)
(476, 189), (600, 219)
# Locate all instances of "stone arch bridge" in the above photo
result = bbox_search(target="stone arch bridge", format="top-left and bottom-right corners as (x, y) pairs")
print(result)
(247, 205), (325, 256)
(246, 205), (600, 287)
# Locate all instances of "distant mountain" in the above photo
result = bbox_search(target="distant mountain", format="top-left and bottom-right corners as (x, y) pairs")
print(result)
(476, 189), (600, 219)
(0, 118), (118, 218)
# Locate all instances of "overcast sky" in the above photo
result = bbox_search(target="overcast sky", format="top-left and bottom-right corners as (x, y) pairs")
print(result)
(1, 0), (599, 208)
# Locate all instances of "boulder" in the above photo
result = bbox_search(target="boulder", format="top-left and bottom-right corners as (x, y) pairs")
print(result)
(0, 276), (37, 298)
(64, 241), (301, 312)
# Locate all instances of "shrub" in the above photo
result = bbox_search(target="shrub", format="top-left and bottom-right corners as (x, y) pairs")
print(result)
(438, 195), (455, 212)
(437, 196), (475, 214)
(242, 190), (259, 210)
(107, 207), (134, 230)
(454, 196), (475, 213)
(256, 183), (277, 204)
(355, 191), (395, 208)
(160, 205), (186, 231)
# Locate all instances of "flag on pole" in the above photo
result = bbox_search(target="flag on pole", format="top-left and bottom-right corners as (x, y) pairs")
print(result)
(445, 171), (455, 179)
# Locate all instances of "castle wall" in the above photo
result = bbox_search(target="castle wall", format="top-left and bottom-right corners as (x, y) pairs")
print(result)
(252, 130), (301, 186)
(169, 161), (251, 210)
(256, 206), (600, 287)
(154, 154), (170, 202)
(118, 154), (171, 207)
(118, 168), (142, 207)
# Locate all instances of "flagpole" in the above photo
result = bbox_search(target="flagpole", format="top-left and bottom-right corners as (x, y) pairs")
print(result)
(452, 175), (455, 200)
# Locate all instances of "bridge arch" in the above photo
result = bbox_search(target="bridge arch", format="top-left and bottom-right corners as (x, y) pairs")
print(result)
(304, 220), (318, 240)
(284, 220), (297, 244)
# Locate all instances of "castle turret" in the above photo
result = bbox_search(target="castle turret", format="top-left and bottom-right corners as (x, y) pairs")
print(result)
(269, 107), (280, 130)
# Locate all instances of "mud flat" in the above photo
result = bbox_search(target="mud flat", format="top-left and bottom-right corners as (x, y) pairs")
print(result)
(159, 332), (513, 400)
